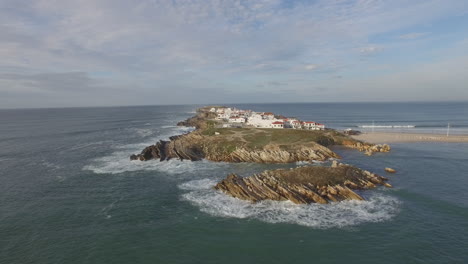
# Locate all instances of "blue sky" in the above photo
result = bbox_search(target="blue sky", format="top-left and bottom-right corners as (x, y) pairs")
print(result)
(0, 0), (467, 108)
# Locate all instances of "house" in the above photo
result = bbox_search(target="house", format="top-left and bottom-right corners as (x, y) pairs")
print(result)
(262, 112), (275, 120)
(271, 121), (284, 129)
(302, 121), (318, 130)
(284, 119), (302, 129)
(302, 121), (325, 130)
(229, 116), (245, 123)
(216, 113), (230, 120)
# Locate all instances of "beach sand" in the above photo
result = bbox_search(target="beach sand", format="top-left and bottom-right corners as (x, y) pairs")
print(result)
(351, 132), (468, 144)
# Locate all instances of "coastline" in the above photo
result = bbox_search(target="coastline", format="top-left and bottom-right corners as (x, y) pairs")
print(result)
(351, 132), (468, 143)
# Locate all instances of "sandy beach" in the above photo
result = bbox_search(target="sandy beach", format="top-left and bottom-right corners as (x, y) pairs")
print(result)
(351, 132), (468, 144)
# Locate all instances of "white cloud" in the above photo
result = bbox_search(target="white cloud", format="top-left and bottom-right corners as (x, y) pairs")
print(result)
(305, 64), (319, 70)
(0, 0), (467, 107)
(359, 45), (384, 55)
(398, 32), (430, 40)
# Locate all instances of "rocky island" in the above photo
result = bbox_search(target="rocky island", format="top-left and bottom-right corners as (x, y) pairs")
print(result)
(215, 161), (392, 204)
(131, 106), (393, 204)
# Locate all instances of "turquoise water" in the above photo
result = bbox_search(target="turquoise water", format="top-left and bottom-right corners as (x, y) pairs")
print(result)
(1, 103), (467, 263)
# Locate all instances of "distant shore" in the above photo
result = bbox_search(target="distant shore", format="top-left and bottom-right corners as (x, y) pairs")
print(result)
(352, 132), (468, 143)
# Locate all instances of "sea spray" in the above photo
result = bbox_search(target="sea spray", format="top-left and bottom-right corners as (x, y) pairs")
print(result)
(179, 178), (400, 229)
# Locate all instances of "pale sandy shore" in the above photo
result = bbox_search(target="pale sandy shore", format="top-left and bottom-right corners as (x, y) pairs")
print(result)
(351, 132), (468, 144)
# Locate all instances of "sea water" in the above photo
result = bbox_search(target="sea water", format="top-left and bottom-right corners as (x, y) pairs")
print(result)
(1, 102), (467, 263)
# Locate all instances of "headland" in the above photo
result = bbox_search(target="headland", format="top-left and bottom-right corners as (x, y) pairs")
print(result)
(131, 106), (394, 204)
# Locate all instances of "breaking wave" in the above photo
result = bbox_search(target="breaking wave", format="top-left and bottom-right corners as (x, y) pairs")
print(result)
(180, 178), (400, 229)
(358, 125), (416, 128)
(83, 125), (197, 174)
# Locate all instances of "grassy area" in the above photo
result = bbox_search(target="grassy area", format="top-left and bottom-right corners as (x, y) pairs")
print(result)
(198, 126), (354, 151)
(272, 166), (364, 186)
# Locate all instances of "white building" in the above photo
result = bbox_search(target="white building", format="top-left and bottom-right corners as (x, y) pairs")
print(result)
(262, 112), (275, 120)
(284, 119), (302, 129)
(216, 113), (230, 120)
(246, 114), (274, 128)
(271, 121), (284, 128)
(302, 121), (325, 130)
(229, 116), (246, 123)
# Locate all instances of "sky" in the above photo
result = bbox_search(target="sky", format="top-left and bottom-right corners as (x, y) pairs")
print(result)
(1, 0), (468, 108)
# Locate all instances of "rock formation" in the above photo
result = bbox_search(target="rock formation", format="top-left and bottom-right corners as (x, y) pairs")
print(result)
(130, 133), (340, 163)
(341, 140), (391, 155)
(385, 167), (396, 173)
(214, 162), (392, 204)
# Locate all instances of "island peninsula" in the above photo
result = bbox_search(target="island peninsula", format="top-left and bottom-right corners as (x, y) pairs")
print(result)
(131, 106), (393, 204)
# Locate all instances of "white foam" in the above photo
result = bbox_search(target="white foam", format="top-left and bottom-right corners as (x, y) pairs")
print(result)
(83, 125), (196, 174)
(180, 178), (400, 229)
(133, 128), (154, 137)
(358, 125), (415, 128)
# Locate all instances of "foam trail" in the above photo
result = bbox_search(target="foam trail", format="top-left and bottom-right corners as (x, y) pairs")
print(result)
(358, 125), (415, 128)
(84, 125), (197, 174)
(180, 178), (400, 229)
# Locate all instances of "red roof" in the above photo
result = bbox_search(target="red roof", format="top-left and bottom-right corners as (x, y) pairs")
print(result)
(272, 121), (284, 124)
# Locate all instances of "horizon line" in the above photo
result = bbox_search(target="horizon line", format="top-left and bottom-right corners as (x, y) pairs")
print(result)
(1, 100), (467, 111)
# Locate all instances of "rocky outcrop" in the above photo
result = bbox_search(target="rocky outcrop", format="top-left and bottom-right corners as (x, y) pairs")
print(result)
(130, 134), (205, 161)
(177, 112), (217, 129)
(341, 140), (391, 155)
(214, 162), (392, 204)
(385, 167), (396, 173)
(130, 133), (339, 163)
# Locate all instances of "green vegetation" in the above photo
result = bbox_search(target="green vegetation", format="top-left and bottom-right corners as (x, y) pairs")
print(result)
(198, 126), (354, 151)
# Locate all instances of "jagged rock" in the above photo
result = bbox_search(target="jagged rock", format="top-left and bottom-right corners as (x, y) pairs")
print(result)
(342, 140), (391, 156)
(130, 133), (340, 163)
(385, 167), (396, 173)
(214, 164), (392, 204)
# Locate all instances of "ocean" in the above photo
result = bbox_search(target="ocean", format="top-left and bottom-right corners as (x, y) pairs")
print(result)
(1, 102), (467, 263)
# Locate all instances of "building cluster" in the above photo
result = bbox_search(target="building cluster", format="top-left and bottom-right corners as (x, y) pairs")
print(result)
(209, 107), (325, 130)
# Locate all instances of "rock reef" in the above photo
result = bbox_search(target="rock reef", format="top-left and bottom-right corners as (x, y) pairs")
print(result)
(341, 140), (391, 155)
(130, 133), (339, 163)
(214, 162), (392, 204)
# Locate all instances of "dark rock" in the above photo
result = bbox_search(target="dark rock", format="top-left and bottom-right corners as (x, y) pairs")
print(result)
(215, 163), (392, 204)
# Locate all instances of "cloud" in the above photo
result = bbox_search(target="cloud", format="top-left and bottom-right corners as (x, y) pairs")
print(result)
(398, 32), (429, 40)
(304, 64), (319, 71)
(0, 0), (467, 107)
(0, 72), (97, 92)
(359, 45), (384, 56)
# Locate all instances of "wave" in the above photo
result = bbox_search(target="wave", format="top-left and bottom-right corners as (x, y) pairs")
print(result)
(83, 125), (196, 174)
(133, 128), (155, 138)
(179, 178), (400, 229)
(358, 125), (416, 128)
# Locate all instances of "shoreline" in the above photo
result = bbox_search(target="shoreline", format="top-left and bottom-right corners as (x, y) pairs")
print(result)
(351, 132), (468, 143)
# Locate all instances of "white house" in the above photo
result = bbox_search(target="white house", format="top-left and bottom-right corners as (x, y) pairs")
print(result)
(229, 116), (245, 123)
(284, 119), (302, 129)
(271, 121), (284, 129)
(262, 112), (275, 120)
(302, 121), (325, 130)
(246, 113), (275, 128)
(216, 113), (230, 120)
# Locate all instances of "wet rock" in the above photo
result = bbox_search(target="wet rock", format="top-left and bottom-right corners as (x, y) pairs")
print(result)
(385, 167), (396, 173)
(343, 141), (391, 156)
(215, 164), (392, 204)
